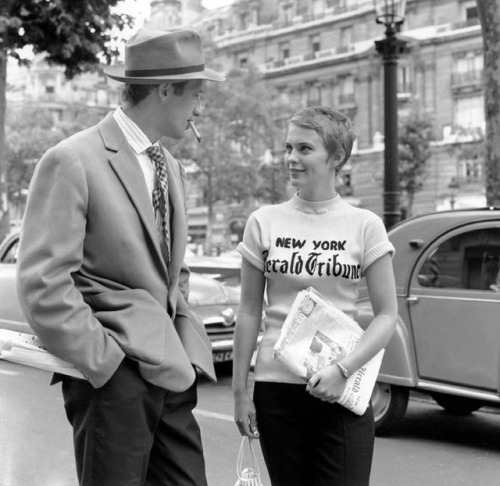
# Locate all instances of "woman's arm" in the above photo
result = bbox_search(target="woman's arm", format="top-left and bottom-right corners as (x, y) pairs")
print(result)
(307, 253), (397, 402)
(232, 259), (265, 437)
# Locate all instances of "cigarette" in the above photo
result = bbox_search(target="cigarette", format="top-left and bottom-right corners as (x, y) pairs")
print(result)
(188, 120), (201, 143)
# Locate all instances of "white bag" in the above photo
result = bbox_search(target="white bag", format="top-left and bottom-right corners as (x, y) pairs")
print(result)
(235, 436), (264, 486)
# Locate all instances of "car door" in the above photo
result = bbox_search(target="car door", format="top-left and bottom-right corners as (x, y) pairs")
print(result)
(407, 223), (500, 391)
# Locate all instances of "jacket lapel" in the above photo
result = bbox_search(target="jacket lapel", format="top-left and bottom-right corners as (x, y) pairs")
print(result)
(98, 114), (168, 277)
(162, 148), (188, 282)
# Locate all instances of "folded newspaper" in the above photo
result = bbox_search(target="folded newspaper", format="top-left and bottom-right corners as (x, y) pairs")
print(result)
(273, 287), (384, 415)
(0, 329), (85, 379)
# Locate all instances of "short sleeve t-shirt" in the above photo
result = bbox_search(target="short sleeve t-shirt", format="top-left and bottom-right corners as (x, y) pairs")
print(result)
(237, 193), (394, 383)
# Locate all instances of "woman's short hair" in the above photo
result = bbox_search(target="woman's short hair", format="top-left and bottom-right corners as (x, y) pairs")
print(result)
(290, 106), (356, 174)
(121, 81), (190, 105)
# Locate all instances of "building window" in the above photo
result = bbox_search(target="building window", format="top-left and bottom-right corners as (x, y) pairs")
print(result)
(454, 51), (483, 74)
(239, 12), (249, 30)
(312, 0), (324, 16)
(279, 41), (290, 60)
(45, 85), (55, 94)
(459, 158), (482, 183)
(454, 95), (485, 130)
(452, 51), (483, 87)
(338, 76), (355, 104)
(340, 26), (352, 49)
(398, 65), (411, 94)
(310, 34), (321, 53)
(307, 84), (322, 106)
(239, 56), (248, 69)
(280, 4), (294, 24)
(463, 2), (478, 21)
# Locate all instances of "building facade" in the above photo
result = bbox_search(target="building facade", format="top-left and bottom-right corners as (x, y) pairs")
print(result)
(187, 0), (486, 215)
(7, 0), (487, 246)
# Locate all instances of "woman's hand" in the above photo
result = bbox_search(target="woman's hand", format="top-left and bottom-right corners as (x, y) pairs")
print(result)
(234, 392), (260, 438)
(306, 364), (347, 404)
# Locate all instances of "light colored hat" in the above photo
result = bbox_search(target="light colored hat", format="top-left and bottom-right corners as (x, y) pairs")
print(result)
(104, 27), (225, 84)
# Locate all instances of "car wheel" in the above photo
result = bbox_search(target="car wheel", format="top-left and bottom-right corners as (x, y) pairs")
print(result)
(432, 393), (483, 415)
(371, 382), (409, 436)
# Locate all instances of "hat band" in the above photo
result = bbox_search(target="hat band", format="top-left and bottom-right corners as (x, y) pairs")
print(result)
(125, 64), (205, 77)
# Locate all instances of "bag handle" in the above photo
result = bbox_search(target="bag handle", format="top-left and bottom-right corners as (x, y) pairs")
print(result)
(236, 435), (261, 480)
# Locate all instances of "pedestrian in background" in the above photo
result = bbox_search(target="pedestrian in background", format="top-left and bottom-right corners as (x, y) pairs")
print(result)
(233, 106), (397, 485)
(17, 27), (225, 486)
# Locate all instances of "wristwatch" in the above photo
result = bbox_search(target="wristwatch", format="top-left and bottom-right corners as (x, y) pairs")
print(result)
(336, 362), (351, 378)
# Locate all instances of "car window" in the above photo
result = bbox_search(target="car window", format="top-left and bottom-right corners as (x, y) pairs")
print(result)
(1, 239), (18, 264)
(418, 228), (500, 291)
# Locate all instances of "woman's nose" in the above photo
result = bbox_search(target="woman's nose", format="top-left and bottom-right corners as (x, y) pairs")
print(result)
(286, 149), (298, 163)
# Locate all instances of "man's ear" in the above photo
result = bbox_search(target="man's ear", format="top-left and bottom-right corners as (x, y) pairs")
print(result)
(158, 82), (171, 100)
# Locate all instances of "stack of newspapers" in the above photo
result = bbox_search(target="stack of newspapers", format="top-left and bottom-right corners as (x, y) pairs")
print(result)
(273, 287), (384, 416)
(0, 329), (84, 379)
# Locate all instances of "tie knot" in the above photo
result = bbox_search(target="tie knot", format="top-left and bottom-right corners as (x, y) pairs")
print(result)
(147, 145), (164, 166)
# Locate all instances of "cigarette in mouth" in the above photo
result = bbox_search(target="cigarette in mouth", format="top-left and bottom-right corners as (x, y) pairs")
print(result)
(188, 120), (201, 143)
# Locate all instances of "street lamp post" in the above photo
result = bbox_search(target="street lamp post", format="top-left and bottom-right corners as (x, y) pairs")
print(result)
(374, 0), (407, 229)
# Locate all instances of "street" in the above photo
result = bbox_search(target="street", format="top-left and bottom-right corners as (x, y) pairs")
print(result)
(1, 362), (500, 486)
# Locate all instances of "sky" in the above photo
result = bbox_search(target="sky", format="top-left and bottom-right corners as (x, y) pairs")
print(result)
(114, 0), (233, 31)
(116, 0), (234, 22)
(112, 0), (235, 50)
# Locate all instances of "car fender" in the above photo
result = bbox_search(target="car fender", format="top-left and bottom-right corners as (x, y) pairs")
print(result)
(378, 315), (417, 387)
(356, 305), (417, 388)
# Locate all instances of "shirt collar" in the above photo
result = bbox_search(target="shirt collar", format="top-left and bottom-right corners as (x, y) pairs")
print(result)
(113, 107), (157, 155)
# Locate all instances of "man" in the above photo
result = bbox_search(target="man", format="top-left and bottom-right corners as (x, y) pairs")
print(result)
(17, 28), (225, 486)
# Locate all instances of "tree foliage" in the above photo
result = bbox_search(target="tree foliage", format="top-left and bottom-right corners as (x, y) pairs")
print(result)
(5, 104), (94, 217)
(477, 0), (500, 206)
(171, 66), (293, 252)
(2, 0), (132, 76)
(174, 66), (293, 206)
(0, 0), (133, 240)
(398, 109), (435, 218)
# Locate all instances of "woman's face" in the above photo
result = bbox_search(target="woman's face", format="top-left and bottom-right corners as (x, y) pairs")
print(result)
(284, 123), (337, 201)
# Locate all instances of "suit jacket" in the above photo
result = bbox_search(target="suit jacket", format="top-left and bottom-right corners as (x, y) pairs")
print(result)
(17, 113), (216, 391)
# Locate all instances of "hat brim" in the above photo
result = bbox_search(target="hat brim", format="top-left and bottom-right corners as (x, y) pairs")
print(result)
(104, 64), (226, 84)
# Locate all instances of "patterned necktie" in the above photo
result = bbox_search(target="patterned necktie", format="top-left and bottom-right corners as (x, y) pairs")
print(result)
(147, 145), (170, 262)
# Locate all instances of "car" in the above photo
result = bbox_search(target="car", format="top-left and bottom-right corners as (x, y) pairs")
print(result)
(356, 207), (500, 435)
(185, 251), (242, 287)
(0, 231), (240, 364)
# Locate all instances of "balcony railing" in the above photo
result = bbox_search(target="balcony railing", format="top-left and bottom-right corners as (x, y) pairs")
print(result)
(451, 69), (483, 88)
(264, 43), (358, 72)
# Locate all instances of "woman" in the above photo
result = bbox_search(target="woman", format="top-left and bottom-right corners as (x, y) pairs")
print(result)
(232, 106), (397, 485)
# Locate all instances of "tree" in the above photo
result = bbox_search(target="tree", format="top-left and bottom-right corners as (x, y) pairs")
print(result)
(477, 0), (500, 206)
(173, 66), (293, 252)
(398, 109), (435, 218)
(5, 103), (93, 219)
(0, 0), (133, 240)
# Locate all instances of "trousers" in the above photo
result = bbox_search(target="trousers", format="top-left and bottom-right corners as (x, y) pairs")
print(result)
(60, 358), (207, 486)
(253, 381), (374, 486)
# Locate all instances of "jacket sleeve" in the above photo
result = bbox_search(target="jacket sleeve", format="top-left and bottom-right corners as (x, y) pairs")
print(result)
(17, 144), (125, 388)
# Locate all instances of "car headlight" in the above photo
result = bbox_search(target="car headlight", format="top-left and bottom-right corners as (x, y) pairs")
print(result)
(221, 307), (235, 326)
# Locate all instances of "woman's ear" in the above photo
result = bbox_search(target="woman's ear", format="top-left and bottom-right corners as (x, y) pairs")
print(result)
(330, 150), (345, 173)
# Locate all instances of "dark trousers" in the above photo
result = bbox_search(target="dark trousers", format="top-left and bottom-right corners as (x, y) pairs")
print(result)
(60, 358), (207, 486)
(253, 381), (374, 486)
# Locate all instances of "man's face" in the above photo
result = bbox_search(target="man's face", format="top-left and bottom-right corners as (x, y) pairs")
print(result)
(160, 79), (204, 140)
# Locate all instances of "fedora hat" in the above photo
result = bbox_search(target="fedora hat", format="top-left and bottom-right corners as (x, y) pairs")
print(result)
(104, 27), (225, 84)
